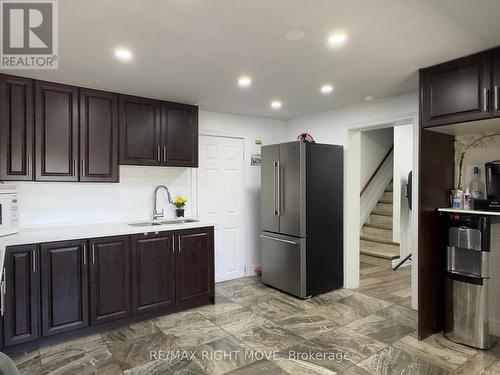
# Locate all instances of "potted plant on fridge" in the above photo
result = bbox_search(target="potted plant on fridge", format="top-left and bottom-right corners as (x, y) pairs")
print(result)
(174, 196), (187, 217)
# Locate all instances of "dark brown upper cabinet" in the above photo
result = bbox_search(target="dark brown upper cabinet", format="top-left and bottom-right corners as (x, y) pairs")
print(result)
(176, 227), (214, 309)
(35, 81), (79, 181)
(80, 89), (119, 182)
(131, 232), (176, 315)
(2, 245), (39, 347)
(119, 95), (162, 166)
(0, 74), (34, 181)
(162, 102), (199, 167)
(493, 49), (500, 117)
(420, 52), (492, 128)
(119, 96), (199, 168)
(89, 236), (131, 325)
(40, 240), (89, 337)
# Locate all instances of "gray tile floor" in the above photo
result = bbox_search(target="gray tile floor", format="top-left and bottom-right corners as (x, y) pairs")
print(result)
(8, 264), (500, 374)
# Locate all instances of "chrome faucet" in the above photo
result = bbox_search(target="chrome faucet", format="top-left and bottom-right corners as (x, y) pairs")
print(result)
(153, 185), (173, 220)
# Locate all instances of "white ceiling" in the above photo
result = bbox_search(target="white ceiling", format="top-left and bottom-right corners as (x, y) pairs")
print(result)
(6, 0), (500, 120)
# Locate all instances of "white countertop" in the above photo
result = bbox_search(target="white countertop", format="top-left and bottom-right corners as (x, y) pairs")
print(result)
(438, 208), (500, 216)
(0, 219), (214, 276)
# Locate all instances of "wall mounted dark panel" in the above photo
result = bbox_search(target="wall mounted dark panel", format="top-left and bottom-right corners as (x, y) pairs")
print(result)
(418, 129), (454, 339)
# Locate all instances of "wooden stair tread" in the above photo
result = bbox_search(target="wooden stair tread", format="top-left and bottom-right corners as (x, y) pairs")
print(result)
(371, 210), (393, 217)
(360, 235), (399, 246)
(378, 199), (393, 204)
(364, 223), (392, 230)
(360, 239), (400, 260)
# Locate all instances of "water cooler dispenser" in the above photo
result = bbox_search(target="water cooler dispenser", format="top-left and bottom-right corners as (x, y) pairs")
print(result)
(444, 213), (496, 349)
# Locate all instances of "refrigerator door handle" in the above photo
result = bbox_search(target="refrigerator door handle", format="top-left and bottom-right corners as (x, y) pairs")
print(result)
(260, 234), (298, 245)
(277, 161), (281, 216)
(273, 161), (278, 215)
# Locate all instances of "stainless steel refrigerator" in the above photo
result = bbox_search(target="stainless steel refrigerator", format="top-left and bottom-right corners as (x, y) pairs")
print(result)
(260, 141), (343, 298)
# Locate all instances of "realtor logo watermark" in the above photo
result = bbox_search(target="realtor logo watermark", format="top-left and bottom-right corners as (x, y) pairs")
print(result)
(0, 0), (58, 69)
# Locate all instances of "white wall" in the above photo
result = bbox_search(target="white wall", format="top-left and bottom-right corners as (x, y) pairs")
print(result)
(285, 91), (418, 145)
(360, 128), (394, 187)
(393, 124), (414, 257)
(198, 110), (286, 273)
(18, 166), (195, 227)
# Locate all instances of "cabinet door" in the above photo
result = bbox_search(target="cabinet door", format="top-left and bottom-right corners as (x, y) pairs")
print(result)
(40, 240), (89, 336)
(119, 95), (161, 166)
(89, 236), (131, 325)
(131, 233), (175, 314)
(161, 102), (198, 167)
(35, 81), (79, 181)
(3, 245), (39, 347)
(493, 49), (500, 117)
(0, 75), (34, 181)
(420, 52), (491, 128)
(80, 89), (119, 182)
(176, 228), (214, 309)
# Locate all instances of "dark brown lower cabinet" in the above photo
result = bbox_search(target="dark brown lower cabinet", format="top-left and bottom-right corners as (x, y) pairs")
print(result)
(176, 227), (214, 309)
(89, 236), (131, 325)
(2, 227), (214, 349)
(131, 232), (176, 315)
(40, 240), (89, 337)
(3, 245), (39, 347)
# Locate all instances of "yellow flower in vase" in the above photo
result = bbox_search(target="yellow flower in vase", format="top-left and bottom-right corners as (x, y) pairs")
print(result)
(174, 196), (187, 208)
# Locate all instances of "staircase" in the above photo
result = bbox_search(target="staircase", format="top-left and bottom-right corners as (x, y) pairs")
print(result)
(360, 181), (400, 268)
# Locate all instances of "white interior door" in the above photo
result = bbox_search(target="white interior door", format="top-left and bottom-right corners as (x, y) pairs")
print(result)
(198, 135), (245, 282)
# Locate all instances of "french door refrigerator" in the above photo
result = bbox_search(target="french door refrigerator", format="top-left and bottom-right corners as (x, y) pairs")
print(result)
(260, 141), (343, 298)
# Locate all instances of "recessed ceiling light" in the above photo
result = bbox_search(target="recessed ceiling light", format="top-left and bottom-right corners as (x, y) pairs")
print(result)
(238, 76), (252, 88)
(320, 84), (334, 94)
(271, 100), (282, 110)
(115, 48), (133, 61)
(327, 33), (347, 47)
(363, 95), (375, 102)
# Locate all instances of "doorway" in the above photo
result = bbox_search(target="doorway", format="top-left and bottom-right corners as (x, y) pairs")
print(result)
(345, 115), (418, 311)
(198, 135), (246, 282)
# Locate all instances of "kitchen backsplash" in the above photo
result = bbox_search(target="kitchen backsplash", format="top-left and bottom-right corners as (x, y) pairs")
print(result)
(455, 133), (500, 190)
(16, 166), (195, 227)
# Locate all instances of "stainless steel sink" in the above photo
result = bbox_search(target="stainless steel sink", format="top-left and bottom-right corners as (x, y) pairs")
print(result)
(127, 222), (163, 227)
(127, 219), (199, 227)
(159, 219), (199, 225)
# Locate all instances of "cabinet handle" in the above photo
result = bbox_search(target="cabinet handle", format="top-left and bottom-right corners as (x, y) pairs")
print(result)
(92, 244), (95, 263)
(157, 146), (161, 162)
(484, 88), (489, 112)
(495, 86), (499, 111)
(0, 269), (5, 317)
(178, 235), (181, 253)
(172, 236), (175, 253)
(83, 244), (87, 265)
(32, 251), (36, 272)
(163, 146), (167, 163)
(81, 159), (85, 176)
(27, 157), (31, 176)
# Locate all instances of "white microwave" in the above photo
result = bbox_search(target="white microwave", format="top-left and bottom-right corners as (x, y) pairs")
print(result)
(0, 185), (20, 237)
